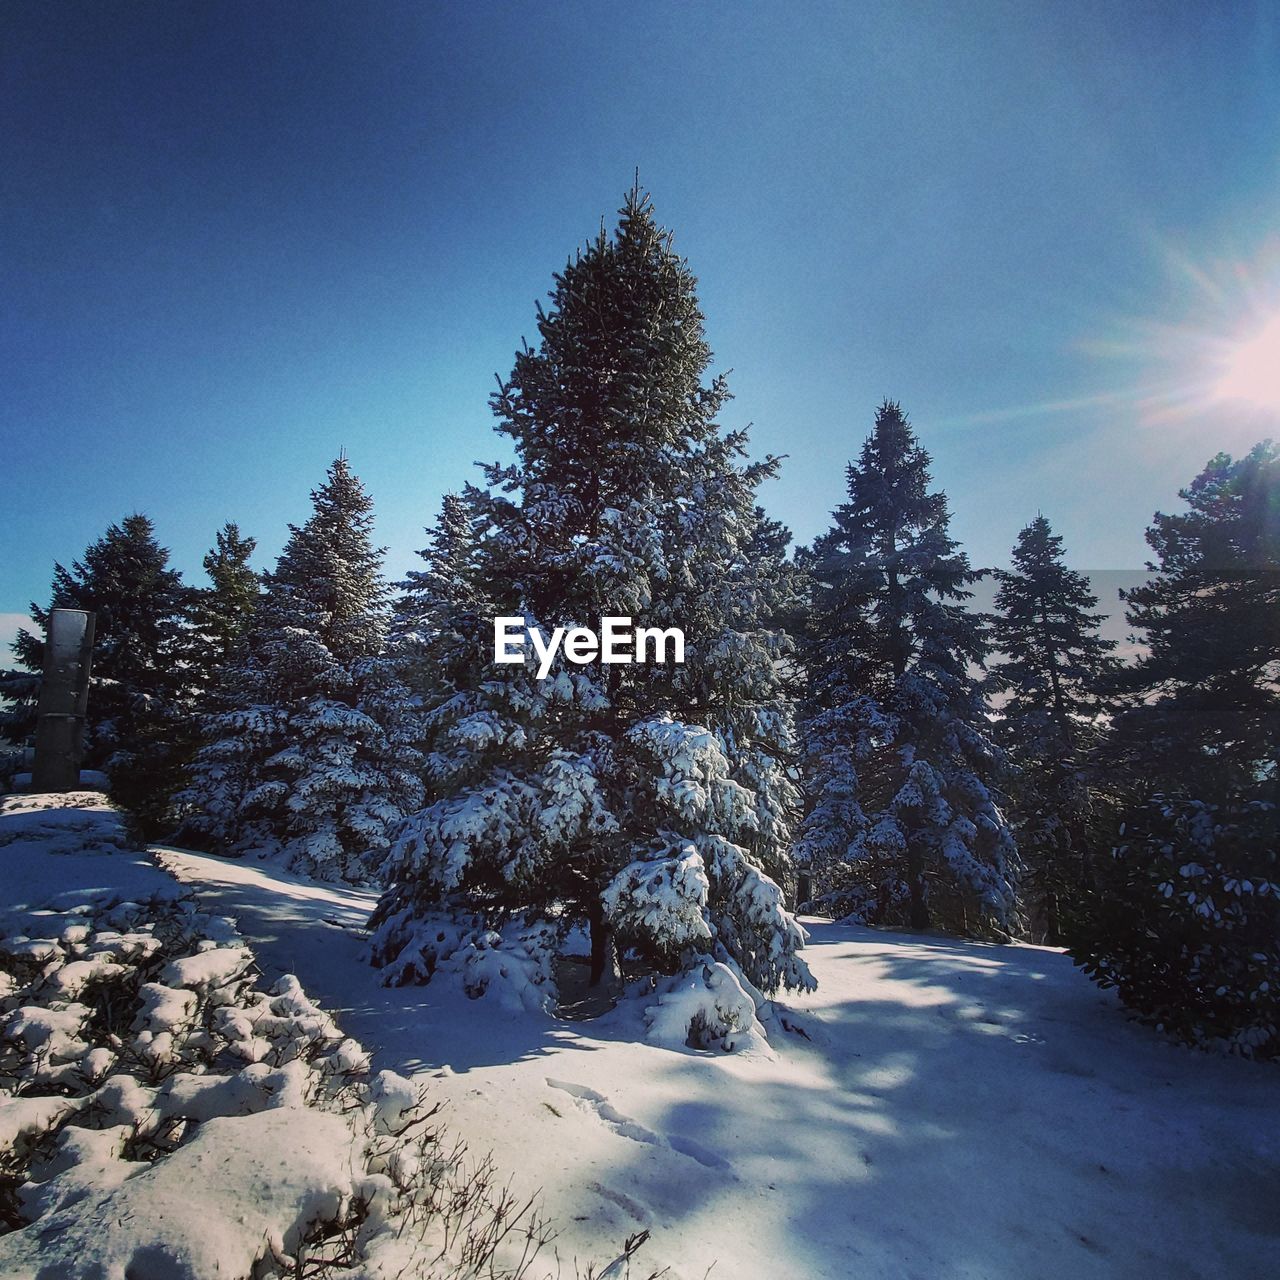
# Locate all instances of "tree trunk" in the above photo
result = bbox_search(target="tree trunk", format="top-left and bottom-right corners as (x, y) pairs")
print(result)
(908, 868), (930, 930)
(1038, 602), (1073, 748)
(587, 896), (617, 987)
(1044, 890), (1061, 947)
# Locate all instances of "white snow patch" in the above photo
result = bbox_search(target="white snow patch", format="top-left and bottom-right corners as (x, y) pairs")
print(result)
(0, 1110), (358, 1280)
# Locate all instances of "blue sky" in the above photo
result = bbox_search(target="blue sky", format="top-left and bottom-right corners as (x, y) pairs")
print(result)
(3, 1), (1279, 650)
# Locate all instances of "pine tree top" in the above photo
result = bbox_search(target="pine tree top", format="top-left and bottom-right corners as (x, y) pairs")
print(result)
(994, 515), (1110, 627)
(491, 187), (726, 503)
(1139, 439), (1279, 575)
(817, 400), (975, 604)
(804, 401), (989, 707)
(987, 513), (1118, 742)
(202, 523), (257, 593)
(269, 457), (388, 664)
(30, 513), (188, 666)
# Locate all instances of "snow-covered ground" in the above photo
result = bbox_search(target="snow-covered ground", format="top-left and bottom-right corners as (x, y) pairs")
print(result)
(4, 795), (1277, 1278)
(1, 794), (532, 1280)
(1, 792), (179, 932)
(154, 847), (1280, 1280)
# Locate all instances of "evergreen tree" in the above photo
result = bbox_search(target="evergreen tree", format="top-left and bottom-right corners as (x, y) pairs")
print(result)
(796, 402), (1017, 936)
(185, 523), (260, 709)
(1070, 442), (1279, 1055)
(115, 523), (261, 836)
(1070, 788), (1278, 1059)
(987, 515), (1118, 941)
(390, 492), (486, 718)
(0, 515), (188, 810)
(370, 189), (813, 1040)
(0, 654), (39, 766)
(1106, 441), (1279, 795)
(180, 458), (423, 882)
(387, 488), (511, 824)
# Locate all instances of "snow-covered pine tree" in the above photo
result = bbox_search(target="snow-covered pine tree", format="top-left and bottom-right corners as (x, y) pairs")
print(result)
(370, 189), (813, 1041)
(185, 522), (260, 711)
(126, 523), (264, 832)
(0, 514), (188, 820)
(389, 492), (487, 730)
(796, 401), (1017, 936)
(1070, 441), (1279, 1055)
(387, 489), (527, 834)
(180, 458), (423, 882)
(1070, 789), (1278, 1059)
(987, 515), (1118, 942)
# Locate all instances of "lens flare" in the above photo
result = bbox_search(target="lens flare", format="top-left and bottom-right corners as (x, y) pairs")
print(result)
(1215, 312), (1280, 410)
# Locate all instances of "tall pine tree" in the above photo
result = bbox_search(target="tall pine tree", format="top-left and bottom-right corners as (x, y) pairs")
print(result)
(119, 523), (264, 831)
(986, 515), (1117, 942)
(1107, 440), (1279, 796)
(370, 189), (813, 1041)
(389, 491), (487, 728)
(796, 402), (1017, 936)
(1070, 441), (1279, 1057)
(180, 458), (423, 882)
(185, 522), (260, 710)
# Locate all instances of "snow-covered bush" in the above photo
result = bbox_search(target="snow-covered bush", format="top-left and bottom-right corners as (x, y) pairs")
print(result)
(1068, 792), (1280, 1060)
(797, 864), (911, 929)
(374, 910), (559, 1014)
(643, 957), (767, 1053)
(0, 893), (566, 1278)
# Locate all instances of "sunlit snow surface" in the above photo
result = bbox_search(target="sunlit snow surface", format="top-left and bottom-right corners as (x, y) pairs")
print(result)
(148, 845), (1280, 1280)
(0, 792), (178, 930)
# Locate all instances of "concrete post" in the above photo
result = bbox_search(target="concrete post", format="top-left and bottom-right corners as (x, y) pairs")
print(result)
(31, 608), (96, 793)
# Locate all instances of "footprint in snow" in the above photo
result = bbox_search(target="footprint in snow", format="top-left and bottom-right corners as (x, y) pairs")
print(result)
(586, 1180), (651, 1224)
(668, 1134), (731, 1170)
(546, 1078), (734, 1174)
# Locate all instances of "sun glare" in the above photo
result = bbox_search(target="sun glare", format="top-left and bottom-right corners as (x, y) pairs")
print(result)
(1215, 312), (1280, 410)
(1068, 236), (1280, 431)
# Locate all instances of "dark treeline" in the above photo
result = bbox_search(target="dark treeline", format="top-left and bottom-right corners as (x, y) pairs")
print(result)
(3, 190), (1276, 1058)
